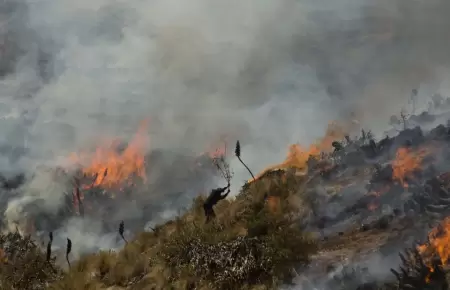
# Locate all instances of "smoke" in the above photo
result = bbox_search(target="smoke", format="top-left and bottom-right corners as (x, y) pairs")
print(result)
(3, 168), (70, 233)
(1, 0), (448, 175)
(1, 0), (450, 261)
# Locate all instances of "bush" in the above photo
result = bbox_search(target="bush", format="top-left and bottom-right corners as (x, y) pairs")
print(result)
(159, 221), (316, 289)
(0, 232), (62, 290)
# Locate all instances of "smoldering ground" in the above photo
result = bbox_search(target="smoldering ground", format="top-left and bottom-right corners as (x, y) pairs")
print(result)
(0, 0), (450, 262)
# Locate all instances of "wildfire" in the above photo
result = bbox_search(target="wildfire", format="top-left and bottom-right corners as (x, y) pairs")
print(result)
(391, 146), (430, 187)
(251, 121), (349, 181)
(417, 217), (450, 280)
(69, 120), (149, 188)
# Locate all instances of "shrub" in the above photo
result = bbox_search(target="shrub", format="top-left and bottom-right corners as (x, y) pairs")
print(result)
(0, 232), (62, 290)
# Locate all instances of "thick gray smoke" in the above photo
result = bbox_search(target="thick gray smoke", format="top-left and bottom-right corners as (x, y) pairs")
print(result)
(1, 0), (450, 261)
(2, 0), (450, 179)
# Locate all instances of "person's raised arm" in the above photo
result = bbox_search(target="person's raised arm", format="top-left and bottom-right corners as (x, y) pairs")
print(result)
(220, 188), (230, 199)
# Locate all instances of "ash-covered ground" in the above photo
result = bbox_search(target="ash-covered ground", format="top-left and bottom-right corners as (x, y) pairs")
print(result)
(274, 104), (450, 289)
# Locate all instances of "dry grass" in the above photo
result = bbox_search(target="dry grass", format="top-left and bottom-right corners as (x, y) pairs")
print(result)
(1, 167), (449, 290)
(49, 169), (318, 290)
(0, 232), (62, 290)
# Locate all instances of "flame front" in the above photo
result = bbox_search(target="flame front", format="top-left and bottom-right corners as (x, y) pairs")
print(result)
(391, 147), (430, 187)
(418, 218), (450, 266)
(251, 121), (348, 181)
(70, 120), (149, 188)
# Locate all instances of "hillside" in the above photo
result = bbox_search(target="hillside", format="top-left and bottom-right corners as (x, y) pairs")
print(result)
(3, 111), (450, 289)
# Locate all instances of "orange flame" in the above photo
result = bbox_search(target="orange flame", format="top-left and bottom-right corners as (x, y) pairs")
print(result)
(251, 121), (348, 181)
(392, 147), (430, 188)
(419, 218), (450, 265)
(70, 120), (149, 188)
(417, 217), (450, 281)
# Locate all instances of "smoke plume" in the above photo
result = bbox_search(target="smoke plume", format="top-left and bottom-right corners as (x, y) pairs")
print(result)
(1, 0), (449, 176)
(1, 0), (450, 262)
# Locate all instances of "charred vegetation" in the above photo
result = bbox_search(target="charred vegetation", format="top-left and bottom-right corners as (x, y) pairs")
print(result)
(6, 104), (450, 289)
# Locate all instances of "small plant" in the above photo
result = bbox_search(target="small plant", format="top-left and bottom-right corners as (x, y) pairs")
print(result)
(119, 220), (128, 244)
(235, 140), (255, 181)
(0, 232), (62, 289)
(46, 231), (53, 263)
(66, 238), (72, 268)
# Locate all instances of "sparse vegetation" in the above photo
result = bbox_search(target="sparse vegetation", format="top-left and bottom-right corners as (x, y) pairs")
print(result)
(0, 231), (62, 290)
(7, 108), (450, 289)
(48, 169), (317, 289)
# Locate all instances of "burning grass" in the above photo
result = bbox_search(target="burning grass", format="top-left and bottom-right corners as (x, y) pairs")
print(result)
(68, 119), (149, 190)
(392, 146), (431, 188)
(250, 121), (350, 181)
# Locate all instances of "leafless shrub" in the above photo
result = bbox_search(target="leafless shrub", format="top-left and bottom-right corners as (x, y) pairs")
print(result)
(212, 142), (234, 184)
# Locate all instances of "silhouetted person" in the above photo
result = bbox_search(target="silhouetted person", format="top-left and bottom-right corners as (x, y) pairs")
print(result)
(203, 183), (230, 223)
